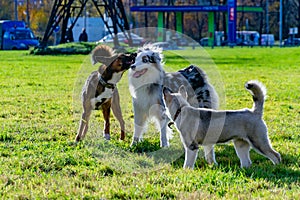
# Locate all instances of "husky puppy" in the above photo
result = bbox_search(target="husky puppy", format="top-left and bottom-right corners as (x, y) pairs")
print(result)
(128, 44), (219, 149)
(164, 66), (219, 161)
(163, 81), (281, 168)
(75, 45), (136, 142)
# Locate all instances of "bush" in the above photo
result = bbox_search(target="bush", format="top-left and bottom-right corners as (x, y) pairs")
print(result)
(30, 42), (97, 55)
(30, 42), (135, 55)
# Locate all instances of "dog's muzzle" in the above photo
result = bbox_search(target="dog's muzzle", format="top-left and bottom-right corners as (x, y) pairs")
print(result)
(131, 65), (136, 70)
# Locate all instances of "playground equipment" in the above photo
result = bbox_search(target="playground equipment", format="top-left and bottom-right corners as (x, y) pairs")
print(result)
(40, 0), (131, 47)
(41, 0), (263, 48)
(131, 0), (263, 47)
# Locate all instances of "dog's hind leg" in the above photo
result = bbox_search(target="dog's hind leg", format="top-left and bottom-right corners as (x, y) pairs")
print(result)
(111, 88), (125, 140)
(75, 107), (92, 142)
(249, 124), (281, 165)
(184, 148), (199, 169)
(233, 139), (252, 168)
(249, 136), (281, 165)
(102, 101), (112, 140)
(203, 145), (217, 165)
(258, 147), (281, 165)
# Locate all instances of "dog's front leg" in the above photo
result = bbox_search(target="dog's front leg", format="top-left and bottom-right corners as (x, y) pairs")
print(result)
(75, 108), (92, 142)
(102, 101), (111, 140)
(149, 104), (170, 147)
(111, 88), (125, 140)
(233, 139), (252, 168)
(203, 144), (218, 165)
(158, 115), (170, 147)
(131, 124), (144, 146)
(131, 103), (147, 146)
(184, 148), (199, 169)
(131, 120), (145, 146)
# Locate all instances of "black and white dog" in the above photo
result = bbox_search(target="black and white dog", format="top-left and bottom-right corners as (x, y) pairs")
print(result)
(128, 44), (219, 160)
(128, 45), (171, 147)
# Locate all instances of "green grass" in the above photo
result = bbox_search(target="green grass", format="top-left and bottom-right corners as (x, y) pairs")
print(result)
(0, 47), (299, 199)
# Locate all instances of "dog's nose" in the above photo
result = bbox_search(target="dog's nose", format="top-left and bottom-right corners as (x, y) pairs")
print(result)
(131, 65), (136, 70)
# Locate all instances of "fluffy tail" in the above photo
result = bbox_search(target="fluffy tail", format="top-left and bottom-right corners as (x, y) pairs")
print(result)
(91, 45), (115, 65)
(245, 80), (266, 116)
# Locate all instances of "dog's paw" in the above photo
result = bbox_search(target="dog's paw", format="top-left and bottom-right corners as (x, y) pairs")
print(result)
(160, 142), (170, 148)
(75, 135), (82, 143)
(130, 137), (142, 146)
(103, 133), (111, 140)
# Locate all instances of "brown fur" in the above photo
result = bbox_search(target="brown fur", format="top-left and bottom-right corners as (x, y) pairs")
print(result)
(75, 45), (136, 142)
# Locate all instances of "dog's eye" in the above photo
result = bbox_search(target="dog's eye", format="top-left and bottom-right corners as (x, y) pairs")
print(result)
(142, 56), (148, 63)
(148, 55), (156, 63)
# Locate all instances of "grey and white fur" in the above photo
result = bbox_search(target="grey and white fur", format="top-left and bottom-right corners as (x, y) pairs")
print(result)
(128, 44), (219, 149)
(128, 44), (171, 147)
(163, 80), (281, 169)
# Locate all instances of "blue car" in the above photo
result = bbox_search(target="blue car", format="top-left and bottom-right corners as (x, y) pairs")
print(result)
(0, 20), (39, 50)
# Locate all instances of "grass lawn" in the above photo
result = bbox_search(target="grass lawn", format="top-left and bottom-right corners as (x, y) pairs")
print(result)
(0, 47), (299, 199)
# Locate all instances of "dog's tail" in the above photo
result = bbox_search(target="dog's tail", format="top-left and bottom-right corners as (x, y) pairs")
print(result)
(245, 80), (266, 116)
(91, 45), (116, 65)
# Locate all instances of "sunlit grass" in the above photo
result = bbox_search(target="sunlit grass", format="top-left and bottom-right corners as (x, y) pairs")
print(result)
(0, 47), (299, 199)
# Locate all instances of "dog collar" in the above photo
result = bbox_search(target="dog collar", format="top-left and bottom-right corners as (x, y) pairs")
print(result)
(173, 107), (182, 122)
(99, 76), (115, 89)
(168, 107), (183, 128)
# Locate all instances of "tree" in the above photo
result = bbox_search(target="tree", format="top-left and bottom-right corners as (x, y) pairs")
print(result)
(0, 0), (14, 20)
(0, 0), (53, 38)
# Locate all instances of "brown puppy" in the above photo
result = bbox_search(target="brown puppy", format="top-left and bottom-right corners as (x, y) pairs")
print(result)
(75, 45), (136, 142)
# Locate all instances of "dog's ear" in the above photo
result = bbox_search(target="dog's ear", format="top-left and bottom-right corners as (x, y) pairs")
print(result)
(179, 85), (187, 100)
(93, 56), (113, 66)
(150, 52), (161, 63)
(163, 87), (172, 95)
(131, 52), (137, 58)
(98, 65), (107, 74)
(163, 87), (172, 98)
(163, 87), (173, 102)
(94, 54), (120, 66)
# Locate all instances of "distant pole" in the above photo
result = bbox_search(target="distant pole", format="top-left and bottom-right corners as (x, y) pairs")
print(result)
(279, 0), (283, 47)
(144, 0), (148, 37)
(14, 0), (18, 20)
(84, 5), (87, 30)
(299, 0), (300, 38)
(266, 0), (269, 34)
(26, 0), (30, 27)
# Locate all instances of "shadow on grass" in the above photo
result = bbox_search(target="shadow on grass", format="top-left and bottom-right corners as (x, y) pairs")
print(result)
(78, 135), (185, 173)
(74, 131), (299, 186)
(171, 144), (299, 186)
(165, 53), (256, 66)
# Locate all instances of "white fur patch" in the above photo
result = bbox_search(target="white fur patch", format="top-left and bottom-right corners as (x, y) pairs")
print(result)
(246, 80), (267, 97)
(128, 67), (163, 98)
(128, 48), (164, 98)
(98, 71), (124, 84)
(103, 71), (125, 85)
(90, 88), (113, 109)
(137, 44), (164, 60)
